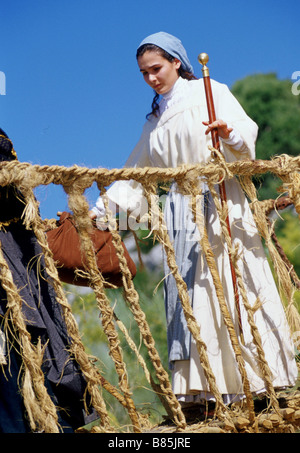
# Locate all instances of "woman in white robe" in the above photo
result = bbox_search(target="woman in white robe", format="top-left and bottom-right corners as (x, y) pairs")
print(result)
(91, 32), (298, 411)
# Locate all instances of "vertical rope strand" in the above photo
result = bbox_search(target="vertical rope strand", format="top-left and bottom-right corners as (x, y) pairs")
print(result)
(0, 240), (60, 432)
(145, 181), (228, 420)
(64, 185), (141, 433)
(208, 181), (280, 416)
(178, 179), (255, 422)
(100, 185), (187, 429)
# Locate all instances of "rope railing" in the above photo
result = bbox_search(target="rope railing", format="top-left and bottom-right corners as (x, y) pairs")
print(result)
(0, 152), (299, 433)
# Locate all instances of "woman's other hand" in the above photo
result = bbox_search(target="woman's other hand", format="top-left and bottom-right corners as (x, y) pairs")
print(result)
(89, 210), (97, 220)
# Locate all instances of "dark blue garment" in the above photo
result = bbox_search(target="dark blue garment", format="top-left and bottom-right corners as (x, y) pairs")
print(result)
(0, 128), (98, 432)
(0, 342), (74, 433)
(0, 345), (30, 433)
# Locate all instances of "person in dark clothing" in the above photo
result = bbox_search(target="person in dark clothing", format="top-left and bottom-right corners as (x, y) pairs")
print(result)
(0, 128), (97, 432)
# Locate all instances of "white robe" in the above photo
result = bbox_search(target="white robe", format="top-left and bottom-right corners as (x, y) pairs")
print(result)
(96, 77), (297, 402)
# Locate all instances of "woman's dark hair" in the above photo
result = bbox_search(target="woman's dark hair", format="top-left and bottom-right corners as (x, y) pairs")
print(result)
(136, 44), (197, 119)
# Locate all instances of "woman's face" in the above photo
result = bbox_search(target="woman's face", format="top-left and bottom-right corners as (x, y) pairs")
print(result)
(138, 50), (181, 95)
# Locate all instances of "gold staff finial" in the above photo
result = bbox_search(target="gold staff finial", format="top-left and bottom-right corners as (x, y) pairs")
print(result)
(198, 52), (209, 77)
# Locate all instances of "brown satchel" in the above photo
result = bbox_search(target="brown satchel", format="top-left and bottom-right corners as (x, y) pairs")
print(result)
(46, 211), (136, 287)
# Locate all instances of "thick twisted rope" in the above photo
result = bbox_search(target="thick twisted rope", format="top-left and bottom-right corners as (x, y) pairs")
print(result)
(63, 184), (141, 432)
(144, 180), (230, 421)
(186, 180), (255, 422)
(0, 154), (298, 431)
(0, 239), (60, 432)
(207, 180), (280, 417)
(0, 154), (299, 192)
(100, 185), (187, 430)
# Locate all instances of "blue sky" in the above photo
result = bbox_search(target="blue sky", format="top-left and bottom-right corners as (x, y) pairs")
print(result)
(1, 0), (298, 218)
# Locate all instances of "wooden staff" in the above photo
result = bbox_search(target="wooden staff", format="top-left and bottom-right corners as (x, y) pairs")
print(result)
(198, 53), (244, 343)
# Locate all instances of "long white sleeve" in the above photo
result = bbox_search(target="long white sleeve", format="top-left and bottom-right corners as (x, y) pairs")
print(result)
(222, 129), (244, 151)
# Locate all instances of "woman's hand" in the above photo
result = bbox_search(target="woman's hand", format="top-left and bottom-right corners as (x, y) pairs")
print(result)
(202, 120), (233, 139)
(89, 210), (97, 220)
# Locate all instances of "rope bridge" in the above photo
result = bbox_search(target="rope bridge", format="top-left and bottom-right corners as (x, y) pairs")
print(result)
(0, 152), (299, 433)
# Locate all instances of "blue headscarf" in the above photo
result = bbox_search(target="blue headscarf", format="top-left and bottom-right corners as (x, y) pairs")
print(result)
(137, 31), (194, 74)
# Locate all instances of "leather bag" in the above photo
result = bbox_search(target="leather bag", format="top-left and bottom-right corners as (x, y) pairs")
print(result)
(46, 211), (136, 287)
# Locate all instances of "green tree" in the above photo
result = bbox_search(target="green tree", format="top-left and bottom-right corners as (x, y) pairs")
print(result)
(231, 73), (300, 200)
(274, 209), (300, 308)
(274, 211), (300, 277)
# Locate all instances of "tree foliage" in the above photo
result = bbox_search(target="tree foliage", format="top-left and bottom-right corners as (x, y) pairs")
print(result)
(274, 210), (300, 278)
(232, 73), (300, 159)
(231, 73), (300, 200)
